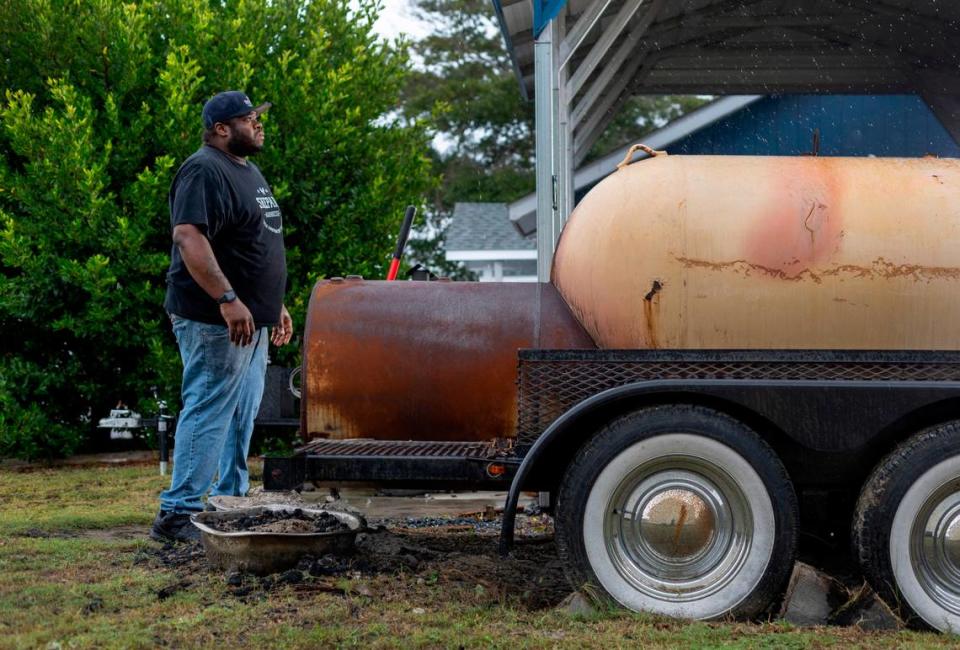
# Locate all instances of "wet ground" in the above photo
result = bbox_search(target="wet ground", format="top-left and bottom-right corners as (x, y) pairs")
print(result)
(143, 508), (567, 609)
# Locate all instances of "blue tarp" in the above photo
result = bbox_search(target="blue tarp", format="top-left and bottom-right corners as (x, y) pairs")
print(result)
(534, 0), (568, 37)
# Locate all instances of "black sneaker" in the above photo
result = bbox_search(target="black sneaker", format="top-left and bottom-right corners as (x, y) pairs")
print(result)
(150, 510), (201, 543)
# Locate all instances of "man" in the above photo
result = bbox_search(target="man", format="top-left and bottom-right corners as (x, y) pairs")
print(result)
(152, 91), (293, 543)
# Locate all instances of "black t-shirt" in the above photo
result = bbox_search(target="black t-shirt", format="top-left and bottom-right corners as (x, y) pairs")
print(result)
(164, 146), (287, 328)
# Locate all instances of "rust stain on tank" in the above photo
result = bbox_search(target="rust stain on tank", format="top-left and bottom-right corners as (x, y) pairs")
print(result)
(301, 281), (594, 442)
(820, 258), (960, 282)
(642, 280), (662, 349)
(674, 256), (823, 283)
(674, 256), (960, 284)
(868, 258), (960, 282)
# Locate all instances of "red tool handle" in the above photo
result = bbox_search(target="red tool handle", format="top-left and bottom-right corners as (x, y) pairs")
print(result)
(386, 257), (401, 281)
(387, 205), (416, 281)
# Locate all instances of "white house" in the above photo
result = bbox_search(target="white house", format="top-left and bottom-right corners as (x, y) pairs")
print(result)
(444, 202), (536, 282)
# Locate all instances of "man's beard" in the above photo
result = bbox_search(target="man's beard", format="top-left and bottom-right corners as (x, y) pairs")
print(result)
(227, 130), (262, 157)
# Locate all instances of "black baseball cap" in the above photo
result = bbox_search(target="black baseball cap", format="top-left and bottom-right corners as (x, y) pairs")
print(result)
(202, 91), (271, 129)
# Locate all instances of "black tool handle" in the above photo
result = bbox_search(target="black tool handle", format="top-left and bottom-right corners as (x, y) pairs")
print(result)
(393, 205), (416, 259)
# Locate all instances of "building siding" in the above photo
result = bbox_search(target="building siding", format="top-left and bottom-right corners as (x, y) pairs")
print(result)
(668, 94), (960, 157)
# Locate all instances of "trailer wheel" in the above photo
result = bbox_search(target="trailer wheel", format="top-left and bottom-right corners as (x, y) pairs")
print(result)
(555, 405), (797, 620)
(853, 422), (960, 632)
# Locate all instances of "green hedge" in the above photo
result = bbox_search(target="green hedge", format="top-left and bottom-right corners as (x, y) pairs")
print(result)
(0, 0), (435, 460)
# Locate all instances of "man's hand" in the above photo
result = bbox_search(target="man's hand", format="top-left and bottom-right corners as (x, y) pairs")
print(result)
(220, 299), (255, 346)
(271, 305), (293, 346)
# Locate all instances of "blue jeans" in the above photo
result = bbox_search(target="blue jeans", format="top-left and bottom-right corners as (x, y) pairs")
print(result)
(159, 315), (269, 513)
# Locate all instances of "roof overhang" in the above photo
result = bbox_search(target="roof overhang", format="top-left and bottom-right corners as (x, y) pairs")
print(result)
(493, 1), (960, 108)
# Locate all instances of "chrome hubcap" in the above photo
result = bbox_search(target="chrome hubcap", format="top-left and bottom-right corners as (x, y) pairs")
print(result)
(603, 457), (753, 602)
(640, 487), (716, 562)
(912, 480), (960, 615)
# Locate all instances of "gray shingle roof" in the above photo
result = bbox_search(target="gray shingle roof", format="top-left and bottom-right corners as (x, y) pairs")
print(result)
(445, 202), (536, 251)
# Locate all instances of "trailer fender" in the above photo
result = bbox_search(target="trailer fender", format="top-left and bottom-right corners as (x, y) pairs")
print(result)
(499, 379), (756, 555)
(498, 378), (960, 554)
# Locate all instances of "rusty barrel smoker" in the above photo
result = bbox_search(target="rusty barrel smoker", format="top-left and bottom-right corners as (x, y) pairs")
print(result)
(299, 279), (594, 444)
(265, 279), (594, 490)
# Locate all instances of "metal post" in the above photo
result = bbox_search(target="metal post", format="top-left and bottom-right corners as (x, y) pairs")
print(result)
(535, 21), (556, 282)
(555, 19), (573, 239)
(156, 396), (172, 476)
(536, 17), (574, 282)
(158, 416), (168, 476)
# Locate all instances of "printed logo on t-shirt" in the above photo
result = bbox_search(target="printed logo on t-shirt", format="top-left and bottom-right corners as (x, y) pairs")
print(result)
(255, 186), (283, 234)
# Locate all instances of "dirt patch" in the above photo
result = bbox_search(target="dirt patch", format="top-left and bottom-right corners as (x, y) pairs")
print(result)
(135, 511), (569, 610)
(416, 531), (568, 609)
(15, 528), (78, 539)
(252, 513), (566, 608)
(211, 509), (349, 534)
(156, 578), (193, 601)
(14, 525), (149, 541)
(79, 525), (149, 541)
(132, 511), (898, 625)
(138, 540), (206, 570)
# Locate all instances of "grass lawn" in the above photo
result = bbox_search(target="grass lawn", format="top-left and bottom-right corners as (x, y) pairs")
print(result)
(0, 463), (955, 649)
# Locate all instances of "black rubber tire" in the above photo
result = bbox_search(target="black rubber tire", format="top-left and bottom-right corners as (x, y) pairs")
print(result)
(852, 421), (960, 631)
(554, 404), (798, 620)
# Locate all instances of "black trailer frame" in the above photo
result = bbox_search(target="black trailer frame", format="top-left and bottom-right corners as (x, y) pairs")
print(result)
(269, 349), (960, 549)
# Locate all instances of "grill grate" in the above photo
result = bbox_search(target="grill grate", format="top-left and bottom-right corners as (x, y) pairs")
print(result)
(516, 350), (960, 445)
(300, 438), (501, 459)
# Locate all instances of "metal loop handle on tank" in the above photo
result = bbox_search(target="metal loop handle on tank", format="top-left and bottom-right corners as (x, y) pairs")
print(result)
(288, 366), (302, 400)
(616, 143), (667, 170)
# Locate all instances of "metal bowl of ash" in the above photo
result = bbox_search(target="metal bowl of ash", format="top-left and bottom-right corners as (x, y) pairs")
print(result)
(191, 505), (365, 575)
(206, 491), (306, 512)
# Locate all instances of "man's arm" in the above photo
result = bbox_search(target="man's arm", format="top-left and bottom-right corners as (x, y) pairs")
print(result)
(172, 223), (255, 346)
(271, 304), (293, 346)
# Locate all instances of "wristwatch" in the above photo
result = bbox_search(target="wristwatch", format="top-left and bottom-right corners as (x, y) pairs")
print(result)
(217, 290), (237, 305)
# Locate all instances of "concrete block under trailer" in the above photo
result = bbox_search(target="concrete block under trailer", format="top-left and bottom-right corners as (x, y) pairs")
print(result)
(268, 154), (960, 630)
